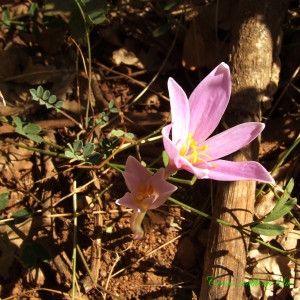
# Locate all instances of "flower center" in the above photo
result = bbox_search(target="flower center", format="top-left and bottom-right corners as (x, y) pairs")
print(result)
(136, 186), (154, 202)
(179, 133), (213, 165)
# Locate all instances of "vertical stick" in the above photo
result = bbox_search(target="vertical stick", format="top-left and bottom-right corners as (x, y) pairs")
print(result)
(200, 0), (286, 298)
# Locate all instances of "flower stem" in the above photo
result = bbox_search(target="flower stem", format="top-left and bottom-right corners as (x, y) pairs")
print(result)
(168, 197), (236, 228)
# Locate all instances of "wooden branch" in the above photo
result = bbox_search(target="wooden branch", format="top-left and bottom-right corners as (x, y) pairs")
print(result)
(200, 0), (286, 299)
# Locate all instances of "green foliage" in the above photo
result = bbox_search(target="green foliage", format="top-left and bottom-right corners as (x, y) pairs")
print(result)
(1, 2), (39, 32)
(162, 150), (169, 167)
(91, 100), (119, 127)
(1, 7), (11, 29)
(108, 100), (118, 113)
(21, 242), (51, 269)
(111, 129), (134, 139)
(11, 207), (33, 224)
(30, 86), (63, 111)
(152, 23), (171, 37)
(262, 179), (296, 222)
(99, 137), (119, 159)
(65, 140), (101, 164)
(250, 178), (297, 236)
(13, 117), (43, 143)
(0, 193), (10, 211)
(250, 223), (286, 236)
(44, 0), (107, 44)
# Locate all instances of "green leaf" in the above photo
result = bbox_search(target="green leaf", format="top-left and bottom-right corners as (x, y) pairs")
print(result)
(21, 242), (51, 269)
(2, 7), (11, 29)
(152, 23), (170, 37)
(32, 242), (51, 262)
(16, 23), (25, 31)
(164, 1), (179, 11)
(36, 86), (44, 97)
(85, 0), (107, 24)
(83, 143), (95, 157)
(29, 88), (39, 100)
(39, 99), (46, 105)
(65, 150), (76, 158)
(110, 107), (118, 113)
(111, 129), (124, 137)
(73, 140), (83, 152)
(108, 100), (114, 109)
(263, 178), (296, 222)
(13, 116), (23, 128)
(162, 150), (169, 167)
(11, 207), (32, 224)
(13, 117), (26, 135)
(263, 198), (297, 222)
(29, 2), (38, 19)
(42, 90), (51, 100)
(48, 95), (57, 104)
(86, 11), (106, 24)
(26, 133), (43, 143)
(125, 132), (134, 139)
(0, 192), (9, 211)
(102, 115), (109, 122)
(88, 152), (102, 165)
(23, 124), (41, 134)
(251, 223), (285, 236)
(21, 244), (37, 269)
(54, 101), (64, 111)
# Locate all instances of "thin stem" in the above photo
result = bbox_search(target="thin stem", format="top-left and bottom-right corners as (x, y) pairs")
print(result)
(73, 0), (92, 129)
(9, 141), (70, 159)
(168, 197), (235, 228)
(72, 181), (78, 300)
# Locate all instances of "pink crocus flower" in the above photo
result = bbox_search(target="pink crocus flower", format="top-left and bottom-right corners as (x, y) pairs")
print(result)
(116, 156), (177, 239)
(162, 62), (274, 183)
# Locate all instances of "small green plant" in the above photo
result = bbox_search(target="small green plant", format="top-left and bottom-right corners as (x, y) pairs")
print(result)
(29, 86), (64, 112)
(13, 117), (43, 143)
(91, 100), (119, 126)
(65, 139), (101, 165)
(1, 2), (39, 31)
(44, 0), (108, 44)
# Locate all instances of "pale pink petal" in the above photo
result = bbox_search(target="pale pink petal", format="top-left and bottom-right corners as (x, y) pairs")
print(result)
(147, 168), (177, 209)
(123, 156), (151, 193)
(203, 122), (265, 159)
(168, 78), (190, 143)
(194, 160), (274, 183)
(180, 161), (211, 179)
(149, 168), (177, 194)
(162, 125), (182, 168)
(189, 63), (231, 141)
(116, 192), (139, 211)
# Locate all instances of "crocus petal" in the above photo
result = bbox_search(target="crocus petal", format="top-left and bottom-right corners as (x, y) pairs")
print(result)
(123, 156), (151, 194)
(189, 63), (231, 141)
(162, 124), (182, 168)
(203, 122), (265, 160)
(149, 168), (178, 195)
(147, 168), (177, 209)
(168, 78), (190, 143)
(194, 160), (275, 183)
(116, 192), (141, 211)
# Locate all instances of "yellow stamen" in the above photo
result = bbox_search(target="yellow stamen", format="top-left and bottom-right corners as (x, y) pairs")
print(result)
(179, 133), (214, 166)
